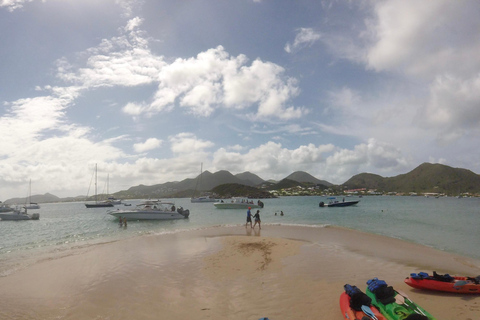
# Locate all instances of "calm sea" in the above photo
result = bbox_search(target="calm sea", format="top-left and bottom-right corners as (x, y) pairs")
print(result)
(0, 196), (479, 275)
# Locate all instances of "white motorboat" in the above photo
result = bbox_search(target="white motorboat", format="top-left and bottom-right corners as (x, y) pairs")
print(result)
(0, 205), (39, 221)
(213, 197), (264, 209)
(0, 201), (15, 213)
(107, 197), (122, 205)
(107, 200), (190, 220)
(191, 196), (217, 203)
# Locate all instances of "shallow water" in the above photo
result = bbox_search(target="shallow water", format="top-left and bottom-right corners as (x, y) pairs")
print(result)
(0, 195), (479, 276)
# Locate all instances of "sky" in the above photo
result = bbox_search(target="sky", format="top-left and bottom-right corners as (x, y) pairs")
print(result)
(1, 0), (480, 199)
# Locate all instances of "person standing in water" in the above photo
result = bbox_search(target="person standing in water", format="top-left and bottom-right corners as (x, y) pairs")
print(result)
(246, 207), (253, 228)
(252, 210), (261, 229)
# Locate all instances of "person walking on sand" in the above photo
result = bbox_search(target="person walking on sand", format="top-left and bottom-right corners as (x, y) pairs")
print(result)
(252, 210), (261, 229)
(246, 207), (253, 228)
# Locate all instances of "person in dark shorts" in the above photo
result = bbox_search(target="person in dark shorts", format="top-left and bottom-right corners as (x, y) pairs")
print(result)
(246, 207), (252, 228)
(252, 210), (261, 229)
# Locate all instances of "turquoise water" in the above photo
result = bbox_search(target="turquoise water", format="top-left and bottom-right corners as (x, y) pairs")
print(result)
(0, 196), (479, 274)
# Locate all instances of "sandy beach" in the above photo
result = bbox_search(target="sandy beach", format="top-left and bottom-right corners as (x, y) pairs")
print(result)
(0, 225), (479, 320)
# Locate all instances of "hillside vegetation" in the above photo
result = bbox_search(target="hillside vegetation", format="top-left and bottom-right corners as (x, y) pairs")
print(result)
(343, 163), (480, 195)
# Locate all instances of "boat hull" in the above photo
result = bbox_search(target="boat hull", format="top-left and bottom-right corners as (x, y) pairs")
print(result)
(85, 202), (114, 208)
(0, 212), (39, 221)
(213, 203), (261, 209)
(108, 209), (189, 220)
(320, 200), (359, 207)
(191, 197), (217, 203)
(339, 292), (386, 320)
(405, 276), (480, 294)
(366, 278), (437, 320)
(24, 203), (40, 210)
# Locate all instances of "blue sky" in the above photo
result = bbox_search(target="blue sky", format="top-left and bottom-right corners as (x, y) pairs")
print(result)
(1, 0), (480, 199)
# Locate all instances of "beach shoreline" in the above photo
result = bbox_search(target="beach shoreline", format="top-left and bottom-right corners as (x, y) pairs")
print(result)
(0, 225), (479, 319)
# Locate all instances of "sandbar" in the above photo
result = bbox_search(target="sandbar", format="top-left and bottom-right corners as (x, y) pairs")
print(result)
(0, 225), (478, 320)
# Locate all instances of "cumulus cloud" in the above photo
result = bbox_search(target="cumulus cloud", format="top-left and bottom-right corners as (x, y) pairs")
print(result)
(169, 133), (215, 155)
(149, 46), (305, 120)
(284, 28), (321, 53)
(212, 141), (335, 178)
(0, 0), (33, 11)
(133, 138), (162, 153)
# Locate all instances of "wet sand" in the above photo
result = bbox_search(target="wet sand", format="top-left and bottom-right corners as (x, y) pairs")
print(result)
(0, 225), (479, 320)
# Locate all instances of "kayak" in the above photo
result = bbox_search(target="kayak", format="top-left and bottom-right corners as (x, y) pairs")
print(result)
(366, 278), (437, 320)
(340, 284), (386, 320)
(405, 271), (480, 294)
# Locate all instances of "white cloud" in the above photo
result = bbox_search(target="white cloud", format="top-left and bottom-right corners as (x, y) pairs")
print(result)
(150, 46), (306, 120)
(0, 0), (33, 11)
(285, 28), (321, 53)
(366, 0), (480, 79)
(169, 133), (215, 155)
(56, 17), (165, 89)
(133, 138), (162, 153)
(417, 74), (480, 144)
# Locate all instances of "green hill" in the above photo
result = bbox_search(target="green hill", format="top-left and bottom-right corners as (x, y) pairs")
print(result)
(343, 163), (480, 195)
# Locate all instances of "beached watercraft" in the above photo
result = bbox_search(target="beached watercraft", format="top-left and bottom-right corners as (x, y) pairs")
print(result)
(405, 272), (480, 294)
(366, 278), (436, 320)
(340, 284), (386, 320)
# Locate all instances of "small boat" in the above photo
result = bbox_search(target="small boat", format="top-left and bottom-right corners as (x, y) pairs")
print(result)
(190, 163), (217, 203)
(85, 164), (114, 208)
(107, 200), (190, 220)
(191, 196), (217, 203)
(107, 197), (122, 205)
(213, 197), (264, 209)
(85, 201), (113, 208)
(340, 284), (386, 320)
(0, 205), (39, 221)
(405, 271), (480, 294)
(366, 277), (437, 320)
(24, 180), (41, 209)
(319, 197), (359, 207)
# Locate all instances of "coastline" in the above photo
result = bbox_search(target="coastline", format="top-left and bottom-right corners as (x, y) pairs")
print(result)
(0, 225), (478, 319)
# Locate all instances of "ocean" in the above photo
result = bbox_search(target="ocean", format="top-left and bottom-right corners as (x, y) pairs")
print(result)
(1, 195), (479, 276)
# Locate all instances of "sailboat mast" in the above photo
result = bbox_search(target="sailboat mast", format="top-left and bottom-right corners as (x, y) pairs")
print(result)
(94, 163), (98, 203)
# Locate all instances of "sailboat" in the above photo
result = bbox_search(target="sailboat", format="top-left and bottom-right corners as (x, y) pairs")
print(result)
(85, 164), (114, 208)
(105, 174), (122, 205)
(24, 179), (40, 210)
(190, 163), (217, 203)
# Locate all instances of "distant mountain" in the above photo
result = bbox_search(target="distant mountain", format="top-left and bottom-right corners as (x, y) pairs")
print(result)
(211, 183), (274, 198)
(235, 172), (265, 186)
(114, 170), (265, 199)
(6, 163), (479, 203)
(343, 163), (480, 194)
(285, 171), (333, 186)
(4, 193), (62, 205)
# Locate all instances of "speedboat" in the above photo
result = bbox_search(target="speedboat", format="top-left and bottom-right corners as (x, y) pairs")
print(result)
(319, 197), (359, 207)
(107, 197), (122, 205)
(24, 202), (41, 210)
(213, 197), (264, 209)
(107, 200), (190, 220)
(85, 201), (114, 208)
(191, 196), (217, 203)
